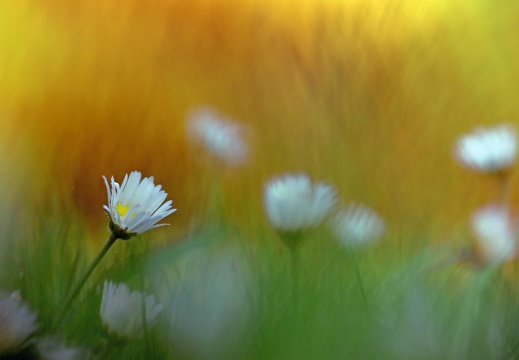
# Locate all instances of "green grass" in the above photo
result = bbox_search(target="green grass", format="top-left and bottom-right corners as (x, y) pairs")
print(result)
(2, 203), (519, 360)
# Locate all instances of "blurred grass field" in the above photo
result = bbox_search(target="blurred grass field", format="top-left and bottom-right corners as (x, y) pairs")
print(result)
(2, 0), (519, 358)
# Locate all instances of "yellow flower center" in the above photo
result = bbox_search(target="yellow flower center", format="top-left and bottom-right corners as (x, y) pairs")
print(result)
(116, 204), (131, 218)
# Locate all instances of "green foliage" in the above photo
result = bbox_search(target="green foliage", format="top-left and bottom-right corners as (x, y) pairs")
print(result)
(2, 211), (519, 359)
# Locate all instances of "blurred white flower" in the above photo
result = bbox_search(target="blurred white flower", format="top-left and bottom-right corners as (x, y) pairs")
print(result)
(36, 337), (88, 360)
(383, 287), (445, 359)
(186, 107), (249, 166)
(0, 291), (38, 353)
(471, 204), (516, 263)
(103, 171), (176, 239)
(330, 203), (385, 247)
(263, 173), (337, 233)
(454, 124), (518, 173)
(487, 315), (507, 360)
(100, 281), (163, 338)
(165, 249), (253, 360)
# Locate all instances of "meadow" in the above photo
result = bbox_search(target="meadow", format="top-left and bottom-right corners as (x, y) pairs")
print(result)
(1, 0), (519, 358)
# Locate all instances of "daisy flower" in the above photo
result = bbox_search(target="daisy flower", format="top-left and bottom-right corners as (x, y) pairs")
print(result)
(100, 281), (163, 338)
(263, 173), (337, 234)
(330, 203), (385, 247)
(471, 204), (516, 264)
(186, 107), (249, 166)
(103, 171), (176, 239)
(0, 291), (38, 353)
(454, 124), (518, 174)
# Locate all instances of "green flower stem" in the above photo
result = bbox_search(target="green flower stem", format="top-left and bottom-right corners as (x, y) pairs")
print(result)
(53, 233), (118, 330)
(139, 271), (152, 357)
(290, 246), (300, 311)
(350, 244), (369, 315)
(278, 232), (303, 311)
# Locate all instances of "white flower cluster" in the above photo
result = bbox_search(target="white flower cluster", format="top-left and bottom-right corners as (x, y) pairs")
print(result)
(103, 171), (176, 238)
(263, 173), (385, 248)
(454, 123), (519, 265)
(454, 124), (517, 173)
(100, 281), (163, 338)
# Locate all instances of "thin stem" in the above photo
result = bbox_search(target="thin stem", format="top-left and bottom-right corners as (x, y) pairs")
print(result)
(350, 244), (369, 315)
(290, 247), (299, 311)
(278, 232), (303, 312)
(53, 233), (118, 330)
(139, 272), (152, 357)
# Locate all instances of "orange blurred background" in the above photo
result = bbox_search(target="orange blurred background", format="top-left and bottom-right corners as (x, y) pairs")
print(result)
(1, 0), (518, 242)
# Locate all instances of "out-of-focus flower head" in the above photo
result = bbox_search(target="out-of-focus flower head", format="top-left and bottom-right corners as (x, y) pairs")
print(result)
(454, 123), (518, 174)
(103, 171), (176, 239)
(471, 204), (516, 264)
(165, 248), (253, 360)
(383, 287), (445, 359)
(100, 281), (163, 338)
(0, 291), (38, 353)
(186, 107), (249, 166)
(330, 203), (385, 247)
(36, 337), (89, 360)
(263, 173), (337, 237)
